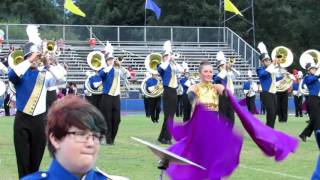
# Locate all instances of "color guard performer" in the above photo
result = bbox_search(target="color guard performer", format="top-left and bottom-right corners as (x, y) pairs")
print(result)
(256, 42), (278, 128)
(8, 42), (66, 178)
(157, 40), (184, 144)
(98, 42), (130, 145)
(188, 60), (225, 112)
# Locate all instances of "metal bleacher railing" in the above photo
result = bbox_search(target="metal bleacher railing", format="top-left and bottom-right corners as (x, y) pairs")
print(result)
(0, 24), (260, 98)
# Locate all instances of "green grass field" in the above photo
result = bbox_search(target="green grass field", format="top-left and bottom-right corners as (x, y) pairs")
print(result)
(0, 114), (318, 180)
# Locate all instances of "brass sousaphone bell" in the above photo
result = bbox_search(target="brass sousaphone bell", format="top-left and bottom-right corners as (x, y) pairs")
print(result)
(8, 50), (24, 69)
(299, 49), (320, 70)
(271, 46), (294, 92)
(86, 51), (106, 71)
(144, 53), (162, 75)
(141, 52), (164, 98)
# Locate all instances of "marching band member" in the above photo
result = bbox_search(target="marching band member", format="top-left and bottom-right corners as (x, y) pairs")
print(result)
(142, 72), (151, 118)
(145, 72), (162, 123)
(256, 42), (278, 128)
(180, 70), (195, 121)
(157, 40), (184, 144)
(300, 62), (320, 143)
(8, 42), (66, 178)
(98, 42), (130, 145)
(84, 70), (103, 110)
(243, 70), (258, 114)
(213, 51), (238, 125)
(188, 60), (225, 112)
(21, 96), (110, 180)
(292, 71), (304, 117)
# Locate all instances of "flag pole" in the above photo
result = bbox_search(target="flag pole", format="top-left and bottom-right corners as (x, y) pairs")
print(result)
(144, 0), (147, 25)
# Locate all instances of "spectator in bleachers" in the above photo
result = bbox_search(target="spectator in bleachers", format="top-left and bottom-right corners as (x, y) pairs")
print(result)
(127, 66), (137, 84)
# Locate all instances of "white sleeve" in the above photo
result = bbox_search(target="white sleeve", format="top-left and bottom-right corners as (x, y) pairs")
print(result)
(315, 68), (320, 76)
(266, 64), (276, 74)
(93, 81), (102, 88)
(217, 70), (227, 79)
(159, 61), (170, 70)
(12, 60), (31, 77)
(231, 67), (240, 76)
(148, 86), (155, 92)
(103, 66), (113, 73)
(184, 80), (191, 87)
(0, 62), (8, 74)
(48, 65), (66, 81)
(175, 63), (185, 73)
(243, 90), (249, 94)
(252, 82), (258, 92)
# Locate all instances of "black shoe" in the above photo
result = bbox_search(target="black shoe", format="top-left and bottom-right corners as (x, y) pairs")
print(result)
(306, 120), (310, 123)
(299, 134), (306, 142)
(300, 115), (303, 117)
(158, 139), (172, 145)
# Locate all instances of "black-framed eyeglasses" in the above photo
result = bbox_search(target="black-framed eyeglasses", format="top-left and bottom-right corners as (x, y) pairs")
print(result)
(67, 131), (103, 144)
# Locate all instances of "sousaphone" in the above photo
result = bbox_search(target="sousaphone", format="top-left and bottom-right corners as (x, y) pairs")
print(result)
(271, 46), (294, 92)
(299, 49), (320, 69)
(87, 51), (106, 71)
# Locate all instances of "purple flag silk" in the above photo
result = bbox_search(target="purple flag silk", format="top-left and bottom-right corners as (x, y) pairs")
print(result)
(227, 90), (299, 161)
(166, 104), (243, 180)
(239, 98), (259, 114)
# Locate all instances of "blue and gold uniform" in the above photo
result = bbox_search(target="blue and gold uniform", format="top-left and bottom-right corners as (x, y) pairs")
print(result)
(256, 63), (277, 128)
(85, 73), (102, 110)
(145, 76), (161, 123)
(243, 80), (258, 113)
(98, 65), (129, 145)
(8, 59), (65, 178)
(303, 72), (320, 131)
(157, 60), (184, 144)
(21, 159), (109, 180)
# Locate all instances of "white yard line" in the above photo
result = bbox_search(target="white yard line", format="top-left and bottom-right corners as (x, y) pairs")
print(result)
(239, 164), (308, 180)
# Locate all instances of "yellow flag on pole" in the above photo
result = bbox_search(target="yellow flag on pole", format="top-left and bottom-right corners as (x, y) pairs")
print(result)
(64, 0), (86, 17)
(224, 0), (243, 16)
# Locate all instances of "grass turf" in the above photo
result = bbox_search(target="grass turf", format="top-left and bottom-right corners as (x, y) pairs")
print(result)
(0, 114), (317, 180)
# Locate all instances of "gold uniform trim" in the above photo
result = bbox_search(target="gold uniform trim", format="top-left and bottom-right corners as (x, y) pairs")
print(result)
(269, 73), (277, 94)
(168, 64), (177, 88)
(109, 70), (119, 96)
(23, 72), (45, 115)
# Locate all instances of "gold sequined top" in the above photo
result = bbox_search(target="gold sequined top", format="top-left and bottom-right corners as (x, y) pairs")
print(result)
(194, 82), (219, 111)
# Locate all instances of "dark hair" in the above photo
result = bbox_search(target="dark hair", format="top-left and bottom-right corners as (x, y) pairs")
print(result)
(47, 96), (106, 157)
(199, 60), (212, 72)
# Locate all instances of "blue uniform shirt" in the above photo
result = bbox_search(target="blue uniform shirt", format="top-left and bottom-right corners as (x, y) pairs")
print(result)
(146, 77), (158, 93)
(292, 81), (299, 91)
(256, 66), (276, 93)
(89, 74), (102, 90)
(179, 76), (189, 94)
(304, 74), (320, 96)
(21, 159), (108, 180)
(157, 63), (177, 88)
(213, 73), (227, 85)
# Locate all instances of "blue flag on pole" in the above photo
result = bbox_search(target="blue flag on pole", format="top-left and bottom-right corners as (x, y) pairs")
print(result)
(145, 0), (161, 20)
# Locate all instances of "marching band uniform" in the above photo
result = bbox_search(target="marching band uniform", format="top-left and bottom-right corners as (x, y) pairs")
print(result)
(176, 82), (183, 117)
(8, 43), (66, 178)
(302, 63), (320, 136)
(180, 73), (193, 121)
(145, 74), (161, 123)
(85, 72), (103, 110)
(292, 72), (303, 117)
(275, 67), (290, 122)
(256, 54), (277, 128)
(213, 56), (238, 125)
(143, 72), (151, 118)
(21, 159), (109, 180)
(299, 77), (313, 142)
(157, 42), (184, 144)
(243, 72), (258, 114)
(98, 57), (130, 145)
